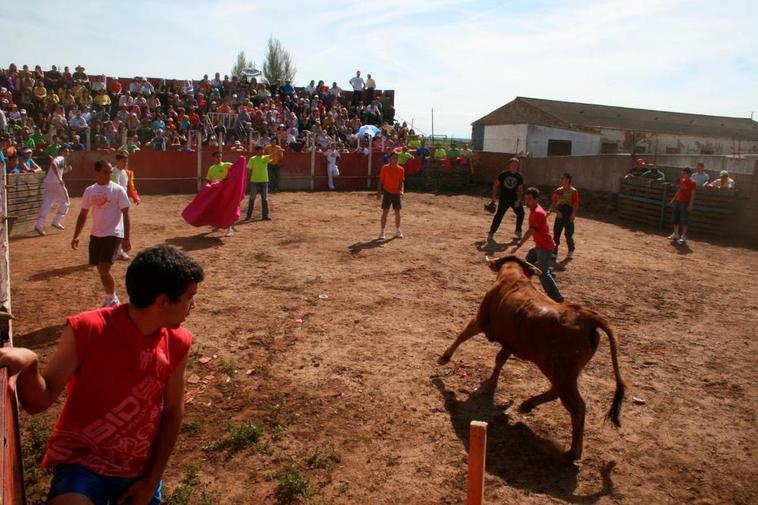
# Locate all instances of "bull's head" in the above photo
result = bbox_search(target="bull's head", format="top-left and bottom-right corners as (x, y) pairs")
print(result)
(485, 255), (542, 277)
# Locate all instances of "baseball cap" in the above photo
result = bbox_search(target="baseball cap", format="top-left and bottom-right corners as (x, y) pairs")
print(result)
(636, 158), (646, 167)
(720, 170), (729, 177)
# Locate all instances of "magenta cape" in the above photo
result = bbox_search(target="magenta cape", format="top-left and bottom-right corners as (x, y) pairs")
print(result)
(182, 156), (248, 228)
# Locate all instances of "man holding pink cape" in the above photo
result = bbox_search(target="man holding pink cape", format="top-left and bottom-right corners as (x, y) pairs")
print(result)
(182, 156), (248, 236)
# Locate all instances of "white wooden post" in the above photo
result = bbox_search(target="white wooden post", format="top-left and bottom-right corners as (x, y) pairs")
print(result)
(248, 130), (253, 152)
(218, 131), (224, 154)
(85, 128), (91, 151)
(310, 141), (316, 191)
(121, 128), (128, 149)
(367, 135), (373, 189)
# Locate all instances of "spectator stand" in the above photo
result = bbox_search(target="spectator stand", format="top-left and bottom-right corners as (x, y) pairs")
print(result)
(0, 167), (26, 505)
(618, 177), (737, 235)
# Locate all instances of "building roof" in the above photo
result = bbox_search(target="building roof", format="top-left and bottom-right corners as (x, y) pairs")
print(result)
(473, 97), (758, 141)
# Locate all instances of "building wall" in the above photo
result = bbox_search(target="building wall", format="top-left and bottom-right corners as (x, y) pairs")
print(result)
(525, 125), (601, 157)
(598, 128), (758, 156)
(482, 124), (528, 153)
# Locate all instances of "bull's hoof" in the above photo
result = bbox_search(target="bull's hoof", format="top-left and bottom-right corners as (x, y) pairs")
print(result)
(437, 353), (452, 365)
(517, 401), (534, 414)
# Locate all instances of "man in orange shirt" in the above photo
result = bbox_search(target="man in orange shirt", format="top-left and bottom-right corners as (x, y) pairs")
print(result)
(264, 140), (285, 192)
(376, 151), (405, 239)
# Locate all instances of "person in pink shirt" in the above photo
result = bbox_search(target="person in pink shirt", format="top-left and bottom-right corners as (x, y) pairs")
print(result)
(511, 187), (564, 302)
(0, 245), (203, 505)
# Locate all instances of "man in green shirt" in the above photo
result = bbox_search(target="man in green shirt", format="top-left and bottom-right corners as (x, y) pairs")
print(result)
(641, 165), (665, 181)
(433, 144), (447, 160)
(245, 146), (272, 221)
(206, 151), (232, 181)
(46, 136), (63, 158)
(397, 147), (414, 166)
(446, 144), (460, 158)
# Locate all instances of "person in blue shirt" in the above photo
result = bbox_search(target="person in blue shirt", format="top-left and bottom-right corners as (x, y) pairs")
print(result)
(279, 81), (295, 97)
(5, 155), (23, 174)
(415, 141), (430, 160)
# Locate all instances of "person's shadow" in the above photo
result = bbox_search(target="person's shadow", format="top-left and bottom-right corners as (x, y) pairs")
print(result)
(165, 233), (223, 252)
(475, 238), (518, 255)
(671, 241), (693, 255)
(432, 377), (616, 503)
(553, 256), (574, 272)
(348, 238), (395, 254)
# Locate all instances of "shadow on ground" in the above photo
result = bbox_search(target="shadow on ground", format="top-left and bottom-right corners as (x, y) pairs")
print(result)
(348, 238), (395, 254)
(27, 263), (91, 282)
(475, 238), (518, 255)
(165, 233), (223, 252)
(14, 324), (66, 349)
(432, 377), (616, 503)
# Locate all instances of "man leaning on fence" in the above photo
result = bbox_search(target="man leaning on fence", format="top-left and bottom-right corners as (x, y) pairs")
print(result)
(668, 167), (696, 245)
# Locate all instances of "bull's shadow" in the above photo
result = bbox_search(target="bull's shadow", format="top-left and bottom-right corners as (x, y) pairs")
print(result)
(432, 377), (616, 503)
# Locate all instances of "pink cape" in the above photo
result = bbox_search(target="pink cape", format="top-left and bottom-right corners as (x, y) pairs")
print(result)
(182, 156), (248, 228)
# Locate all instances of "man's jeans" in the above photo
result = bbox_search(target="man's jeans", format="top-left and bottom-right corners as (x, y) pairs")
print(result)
(526, 247), (564, 302)
(246, 182), (269, 220)
(553, 217), (575, 254)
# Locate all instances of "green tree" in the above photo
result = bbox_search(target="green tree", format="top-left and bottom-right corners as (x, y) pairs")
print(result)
(262, 36), (296, 84)
(230, 51), (254, 78)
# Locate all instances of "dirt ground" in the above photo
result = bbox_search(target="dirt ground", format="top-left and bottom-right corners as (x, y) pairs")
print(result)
(10, 191), (758, 505)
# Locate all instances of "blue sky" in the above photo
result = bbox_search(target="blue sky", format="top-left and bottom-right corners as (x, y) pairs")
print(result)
(2, 0), (756, 138)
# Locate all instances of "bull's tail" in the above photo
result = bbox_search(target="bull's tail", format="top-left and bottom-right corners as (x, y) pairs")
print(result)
(593, 316), (626, 428)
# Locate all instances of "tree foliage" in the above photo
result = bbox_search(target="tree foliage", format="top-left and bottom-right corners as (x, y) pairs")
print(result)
(262, 36), (296, 84)
(230, 51), (254, 78)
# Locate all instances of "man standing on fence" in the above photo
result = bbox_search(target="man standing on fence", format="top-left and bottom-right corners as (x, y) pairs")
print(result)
(377, 151), (404, 240)
(692, 162), (710, 187)
(72, 160), (131, 307)
(487, 157), (525, 242)
(668, 167), (696, 245)
(349, 70), (365, 107)
(245, 146), (272, 221)
(264, 140), (285, 192)
(35, 145), (71, 236)
(0, 245), (203, 505)
(550, 173), (579, 259)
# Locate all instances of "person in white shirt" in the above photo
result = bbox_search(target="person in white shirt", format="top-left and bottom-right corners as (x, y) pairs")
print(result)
(348, 70), (365, 106)
(708, 170), (735, 189)
(119, 91), (134, 108)
(304, 80), (316, 96)
(138, 78), (155, 96)
(35, 146), (72, 235)
(71, 160), (131, 307)
(365, 73), (376, 102)
(325, 144), (341, 191)
(691, 162), (710, 186)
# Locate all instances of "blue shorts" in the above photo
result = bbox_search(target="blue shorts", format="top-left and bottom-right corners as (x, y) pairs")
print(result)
(672, 201), (690, 226)
(48, 464), (162, 505)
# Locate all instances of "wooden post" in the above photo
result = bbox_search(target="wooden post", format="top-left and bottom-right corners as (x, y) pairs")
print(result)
(196, 131), (203, 192)
(466, 421), (487, 505)
(367, 135), (373, 189)
(309, 141), (316, 191)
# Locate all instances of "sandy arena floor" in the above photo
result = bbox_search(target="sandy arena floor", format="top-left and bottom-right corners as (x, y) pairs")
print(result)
(10, 191), (758, 504)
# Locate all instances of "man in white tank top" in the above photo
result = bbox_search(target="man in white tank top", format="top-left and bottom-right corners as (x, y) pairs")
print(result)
(35, 146), (71, 235)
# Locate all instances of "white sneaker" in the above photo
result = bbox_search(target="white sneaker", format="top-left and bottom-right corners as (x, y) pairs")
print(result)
(117, 250), (130, 261)
(396, 229), (404, 239)
(102, 294), (120, 308)
(678, 235), (687, 245)
(52, 223), (65, 230)
(34, 225), (46, 236)
(667, 233), (679, 241)
(567, 251), (574, 258)
(378, 230), (385, 240)
(487, 233), (494, 241)
(225, 227), (234, 237)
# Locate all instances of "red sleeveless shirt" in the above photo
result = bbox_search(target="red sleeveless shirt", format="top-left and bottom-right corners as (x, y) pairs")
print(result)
(41, 305), (192, 477)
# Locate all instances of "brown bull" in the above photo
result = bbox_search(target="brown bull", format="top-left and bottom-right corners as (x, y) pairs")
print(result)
(438, 255), (625, 460)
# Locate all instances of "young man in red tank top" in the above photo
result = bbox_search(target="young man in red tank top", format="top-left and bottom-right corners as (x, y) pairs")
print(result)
(0, 245), (203, 505)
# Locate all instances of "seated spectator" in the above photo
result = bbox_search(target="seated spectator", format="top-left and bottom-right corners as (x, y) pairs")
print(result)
(641, 164), (665, 181)
(708, 170), (735, 189)
(93, 88), (111, 111)
(148, 128), (166, 150)
(280, 80), (295, 97)
(5, 155), (22, 174)
(68, 109), (88, 132)
(138, 77), (155, 96)
(20, 148), (43, 172)
(692, 162), (709, 186)
(32, 80), (47, 103)
(45, 65), (62, 91)
(91, 75), (107, 92)
(625, 157), (646, 178)
(108, 77), (122, 95)
(67, 134), (86, 151)
(72, 65), (88, 86)
(80, 90), (93, 106)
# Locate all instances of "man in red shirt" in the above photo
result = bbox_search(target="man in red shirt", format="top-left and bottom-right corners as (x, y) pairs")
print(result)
(376, 151), (405, 239)
(511, 187), (564, 302)
(668, 167), (696, 245)
(0, 245), (203, 505)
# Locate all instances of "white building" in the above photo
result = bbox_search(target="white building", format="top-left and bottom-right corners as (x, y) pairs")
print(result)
(472, 97), (758, 157)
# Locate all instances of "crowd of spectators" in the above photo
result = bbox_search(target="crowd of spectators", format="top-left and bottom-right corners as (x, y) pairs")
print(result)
(0, 63), (423, 157)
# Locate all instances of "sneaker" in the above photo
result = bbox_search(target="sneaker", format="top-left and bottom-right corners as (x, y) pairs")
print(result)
(678, 235), (687, 245)
(102, 294), (120, 308)
(487, 233), (494, 241)
(515, 229), (523, 239)
(262, 216), (271, 221)
(225, 228), (234, 237)
(567, 250), (574, 258)
(378, 230), (385, 240)
(396, 229), (404, 239)
(52, 223), (65, 230)
(117, 250), (130, 261)
(667, 233), (679, 241)
(34, 225), (46, 236)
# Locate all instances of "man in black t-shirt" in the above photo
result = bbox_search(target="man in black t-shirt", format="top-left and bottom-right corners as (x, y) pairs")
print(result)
(487, 157), (525, 241)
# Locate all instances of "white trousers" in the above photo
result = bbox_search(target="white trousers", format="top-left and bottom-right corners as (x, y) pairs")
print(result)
(36, 182), (70, 228)
(327, 165), (340, 190)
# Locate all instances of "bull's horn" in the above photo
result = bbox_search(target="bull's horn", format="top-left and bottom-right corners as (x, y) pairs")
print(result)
(485, 255), (493, 264)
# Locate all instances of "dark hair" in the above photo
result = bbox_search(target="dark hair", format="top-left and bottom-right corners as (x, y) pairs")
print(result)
(525, 186), (540, 198)
(212, 150), (222, 156)
(696, 162), (704, 169)
(126, 245), (204, 308)
(115, 153), (127, 160)
(94, 160), (109, 171)
(562, 172), (572, 183)
(682, 167), (692, 174)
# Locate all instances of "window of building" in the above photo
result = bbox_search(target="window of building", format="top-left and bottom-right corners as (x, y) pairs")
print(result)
(700, 149), (714, 155)
(601, 142), (618, 154)
(547, 140), (572, 156)
(666, 147), (681, 154)
(634, 145), (647, 154)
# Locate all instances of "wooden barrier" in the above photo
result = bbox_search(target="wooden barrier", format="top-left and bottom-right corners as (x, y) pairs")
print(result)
(466, 421), (487, 505)
(618, 178), (737, 235)
(1, 168), (27, 505)
(6, 172), (46, 236)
